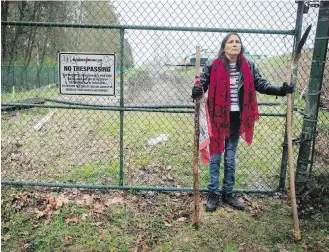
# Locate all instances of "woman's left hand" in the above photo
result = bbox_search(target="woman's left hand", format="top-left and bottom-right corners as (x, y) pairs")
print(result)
(281, 82), (295, 94)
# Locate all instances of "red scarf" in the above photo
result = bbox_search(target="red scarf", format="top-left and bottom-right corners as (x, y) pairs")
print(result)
(207, 56), (259, 155)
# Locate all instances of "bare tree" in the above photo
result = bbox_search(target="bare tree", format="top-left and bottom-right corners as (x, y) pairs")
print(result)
(1, 1), (9, 62)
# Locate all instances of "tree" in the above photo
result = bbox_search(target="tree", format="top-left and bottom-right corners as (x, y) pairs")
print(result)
(1, 1), (134, 68)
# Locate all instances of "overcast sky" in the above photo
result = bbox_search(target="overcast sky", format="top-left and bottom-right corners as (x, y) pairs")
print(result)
(111, 0), (319, 66)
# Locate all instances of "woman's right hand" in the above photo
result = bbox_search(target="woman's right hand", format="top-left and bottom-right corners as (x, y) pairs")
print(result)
(191, 85), (203, 99)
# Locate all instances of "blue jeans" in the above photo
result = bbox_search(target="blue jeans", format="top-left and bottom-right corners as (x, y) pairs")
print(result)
(207, 134), (239, 194)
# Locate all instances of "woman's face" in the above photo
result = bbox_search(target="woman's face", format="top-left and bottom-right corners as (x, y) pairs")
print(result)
(224, 34), (242, 57)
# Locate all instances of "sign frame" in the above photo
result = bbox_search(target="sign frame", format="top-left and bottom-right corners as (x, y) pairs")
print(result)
(58, 52), (116, 96)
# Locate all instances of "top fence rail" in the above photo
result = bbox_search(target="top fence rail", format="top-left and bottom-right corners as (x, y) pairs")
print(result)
(1, 21), (296, 34)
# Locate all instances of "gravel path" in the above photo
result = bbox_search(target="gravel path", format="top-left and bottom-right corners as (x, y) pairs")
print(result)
(50, 66), (194, 106)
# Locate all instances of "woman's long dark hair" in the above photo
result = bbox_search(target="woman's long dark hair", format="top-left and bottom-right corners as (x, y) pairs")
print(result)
(218, 33), (245, 70)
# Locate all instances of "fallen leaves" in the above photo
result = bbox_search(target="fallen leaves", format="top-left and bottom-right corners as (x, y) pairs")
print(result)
(89, 197), (107, 218)
(298, 175), (329, 219)
(162, 215), (188, 227)
(48, 196), (56, 207)
(64, 217), (78, 224)
(11, 192), (30, 212)
(104, 196), (124, 206)
(76, 194), (93, 206)
(2, 234), (11, 241)
(8, 190), (128, 226)
(5, 188), (193, 246)
(176, 217), (187, 222)
(2, 188), (328, 251)
(276, 243), (290, 252)
(9, 191), (73, 224)
(163, 218), (172, 227)
(246, 201), (265, 216)
(91, 221), (103, 227)
(131, 235), (152, 252)
(34, 194), (70, 223)
(64, 235), (74, 245)
(240, 194), (265, 217)
(238, 243), (247, 251)
(56, 195), (69, 209)
(17, 191), (28, 202)
(18, 231), (30, 236)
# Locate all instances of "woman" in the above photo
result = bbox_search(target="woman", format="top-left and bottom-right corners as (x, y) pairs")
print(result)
(191, 33), (294, 212)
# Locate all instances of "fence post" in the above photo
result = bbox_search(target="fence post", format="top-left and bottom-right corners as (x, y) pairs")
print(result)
(295, 1), (329, 194)
(279, 1), (304, 190)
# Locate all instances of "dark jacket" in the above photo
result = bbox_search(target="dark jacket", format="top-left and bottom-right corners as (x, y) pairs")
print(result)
(200, 58), (285, 110)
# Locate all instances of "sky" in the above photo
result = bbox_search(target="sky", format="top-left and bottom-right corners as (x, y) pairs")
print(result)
(110, 0), (319, 66)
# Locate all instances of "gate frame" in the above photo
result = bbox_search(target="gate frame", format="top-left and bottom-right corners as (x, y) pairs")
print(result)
(2, 1), (324, 193)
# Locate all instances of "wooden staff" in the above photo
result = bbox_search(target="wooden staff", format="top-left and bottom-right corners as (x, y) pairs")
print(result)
(286, 24), (311, 241)
(286, 68), (301, 241)
(192, 45), (201, 229)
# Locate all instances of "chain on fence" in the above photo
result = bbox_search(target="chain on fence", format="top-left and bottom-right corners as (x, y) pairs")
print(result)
(1, 1), (327, 191)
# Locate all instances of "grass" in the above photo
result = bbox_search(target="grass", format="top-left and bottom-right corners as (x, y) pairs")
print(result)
(0, 94), (306, 189)
(64, 160), (121, 184)
(258, 49), (314, 68)
(115, 66), (149, 83)
(119, 103), (289, 189)
(1, 186), (329, 252)
(258, 53), (291, 69)
(31, 212), (135, 251)
(318, 111), (329, 133)
(1, 87), (59, 103)
(2, 204), (135, 251)
(96, 111), (196, 186)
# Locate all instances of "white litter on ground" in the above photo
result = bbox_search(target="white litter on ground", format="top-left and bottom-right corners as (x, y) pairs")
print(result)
(147, 134), (169, 145)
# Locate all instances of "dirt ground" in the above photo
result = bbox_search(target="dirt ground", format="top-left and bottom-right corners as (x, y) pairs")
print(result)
(125, 66), (193, 105)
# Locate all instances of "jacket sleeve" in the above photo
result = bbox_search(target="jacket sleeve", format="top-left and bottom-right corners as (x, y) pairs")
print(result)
(200, 59), (214, 93)
(249, 60), (285, 97)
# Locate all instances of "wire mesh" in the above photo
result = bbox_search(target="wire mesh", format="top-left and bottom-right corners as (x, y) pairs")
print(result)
(1, 1), (327, 191)
(311, 42), (329, 177)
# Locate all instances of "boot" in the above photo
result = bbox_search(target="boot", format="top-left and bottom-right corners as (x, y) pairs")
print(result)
(206, 192), (219, 212)
(222, 193), (245, 211)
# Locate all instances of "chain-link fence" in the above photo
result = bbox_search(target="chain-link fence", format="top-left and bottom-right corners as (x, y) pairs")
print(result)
(1, 66), (58, 93)
(1, 1), (327, 192)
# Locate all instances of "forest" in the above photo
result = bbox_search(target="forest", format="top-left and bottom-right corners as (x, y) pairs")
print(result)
(1, 1), (134, 68)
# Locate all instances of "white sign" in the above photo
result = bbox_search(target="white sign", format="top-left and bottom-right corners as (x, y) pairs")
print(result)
(59, 52), (116, 96)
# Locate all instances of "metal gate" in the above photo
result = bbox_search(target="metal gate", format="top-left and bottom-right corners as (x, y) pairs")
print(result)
(1, 1), (327, 192)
